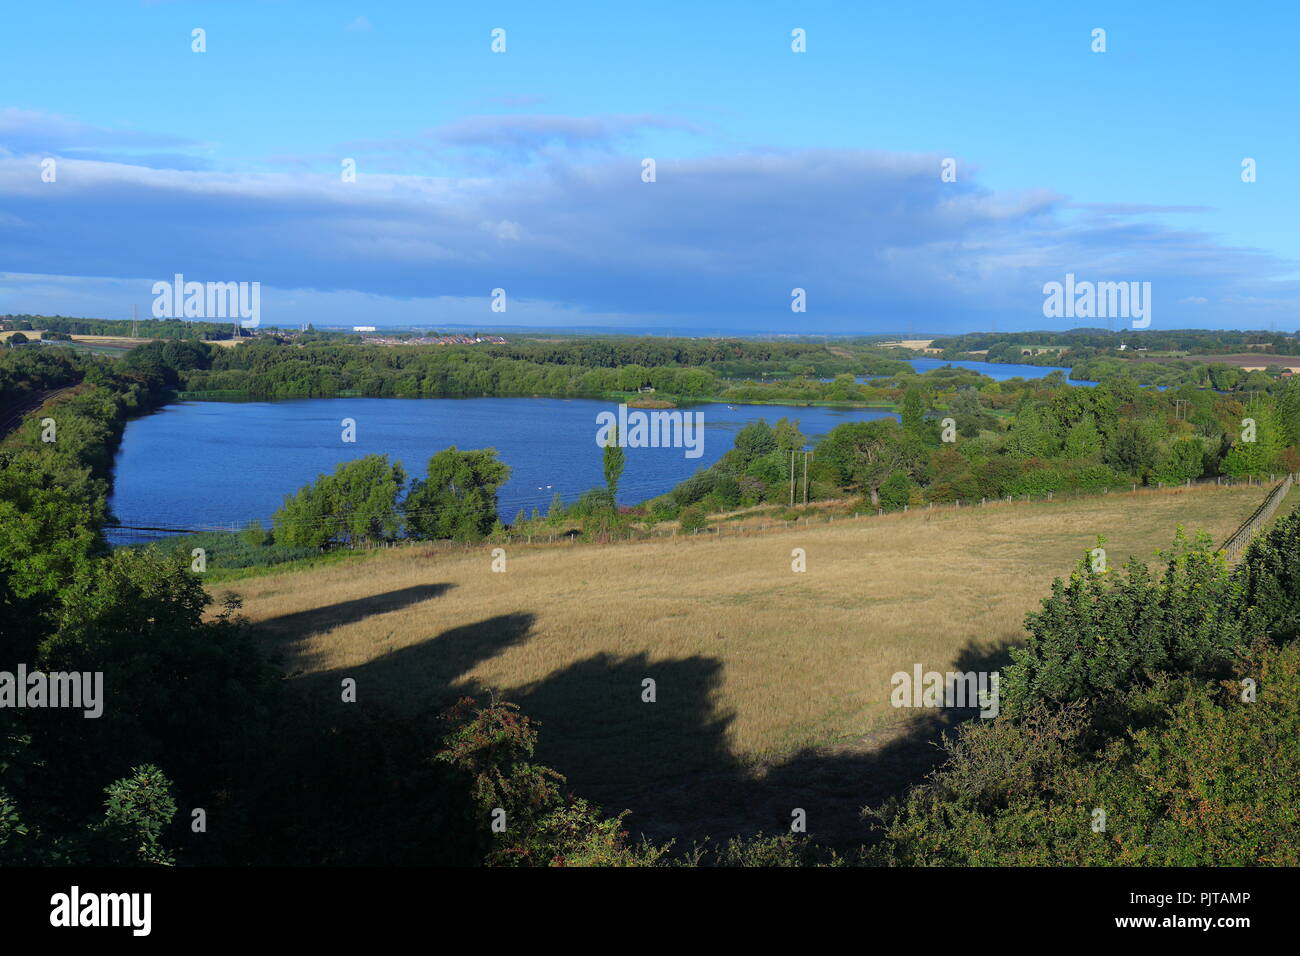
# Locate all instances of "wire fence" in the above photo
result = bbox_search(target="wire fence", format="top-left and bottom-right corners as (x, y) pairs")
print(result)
(110, 472), (1291, 561)
(1218, 473), (1296, 563)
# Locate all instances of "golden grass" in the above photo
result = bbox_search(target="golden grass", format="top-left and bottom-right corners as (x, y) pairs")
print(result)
(224, 484), (1267, 803)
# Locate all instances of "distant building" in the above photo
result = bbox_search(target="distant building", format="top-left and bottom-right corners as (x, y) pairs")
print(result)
(353, 325), (377, 332)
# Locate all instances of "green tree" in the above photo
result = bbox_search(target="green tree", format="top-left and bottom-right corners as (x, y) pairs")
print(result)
(94, 765), (178, 865)
(733, 420), (778, 465)
(405, 447), (510, 542)
(1002, 530), (1240, 714)
(1105, 419), (1158, 480)
(603, 425), (626, 499)
(948, 389), (995, 438)
(773, 417), (806, 454)
(1062, 414), (1102, 459)
(1223, 399), (1285, 478)
(678, 505), (709, 533)
(1277, 378), (1300, 447)
(273, 455), (407, 548)
(816, 419), (924, 507)
(899, 387), (926, 433)
(241, 519), (270, 548)
(1154, 437), (1206, 485)
(877, 471), (913, 510)
(1006, 402), (1058, 459)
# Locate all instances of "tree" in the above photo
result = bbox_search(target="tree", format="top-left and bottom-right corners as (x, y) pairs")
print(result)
(678, 505), (709, 533)
(773, 417), (806, 454)
(1006, 402), (1057, 459)
(878, 471), (913, 510)
(899, 387), (926, 433)
(1223, 399), (1285, 479)
(1105, 419), (1158, 480)
(816, 419), (924, 506)
(241, 519), (270, 548)
(733, 420), (778, 465)
(1277, 378), (1300, 447)
(1154, 437), (1206, 485)
(1062, 414), (1102, 459)
(405, 447), (510, 542)
(94, 765), (178, 865)
(948, 389), (995, 438)
(273, 455), (407, 548)
(1003, 530), (1240, 714)
(603, 425), (626, 499)
(546, 491), (565, 524)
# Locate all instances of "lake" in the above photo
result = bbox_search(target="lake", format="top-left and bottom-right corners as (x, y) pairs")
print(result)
(107, 397), (897, 543)
(904, 357), (1099, 385)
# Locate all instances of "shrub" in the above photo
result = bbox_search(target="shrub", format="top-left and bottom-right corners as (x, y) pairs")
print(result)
(678, 505), (709, 533)
(1001, 529), (1243, 715)
(241, 519), (271, 549)
(877, 471), (913, 510)
(873, 642), (1300, 866)
(1002, 462), (1064, 498)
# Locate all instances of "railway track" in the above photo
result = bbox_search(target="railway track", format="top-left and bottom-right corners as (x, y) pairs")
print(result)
(0, 385), (77, 441)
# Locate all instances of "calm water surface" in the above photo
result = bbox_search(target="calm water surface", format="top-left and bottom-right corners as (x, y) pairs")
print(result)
(903, 357), (1099, 384)
(108, 397), (896, 542)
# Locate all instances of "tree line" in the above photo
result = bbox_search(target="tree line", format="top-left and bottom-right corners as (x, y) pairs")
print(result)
(653, 373), (1300, 524)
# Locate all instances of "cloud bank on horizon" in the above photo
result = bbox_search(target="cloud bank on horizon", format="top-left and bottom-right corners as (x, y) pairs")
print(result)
(2, 2), (1298, 334)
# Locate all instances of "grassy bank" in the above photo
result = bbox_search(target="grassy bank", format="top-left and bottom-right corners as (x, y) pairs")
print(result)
(222, 483), (1267, 812)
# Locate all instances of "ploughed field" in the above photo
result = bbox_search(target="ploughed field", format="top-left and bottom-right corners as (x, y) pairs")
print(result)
(224, 484), (1266, 818)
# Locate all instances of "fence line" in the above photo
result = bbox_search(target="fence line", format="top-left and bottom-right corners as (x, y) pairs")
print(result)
(346, 473), (1287, 556)
(118, 472), (1289, 560)
(1219, 473), (1295, 563)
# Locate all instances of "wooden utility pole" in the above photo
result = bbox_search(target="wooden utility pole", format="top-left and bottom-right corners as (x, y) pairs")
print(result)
(789, 450), (795, 506)
(802, 451), (812, 506)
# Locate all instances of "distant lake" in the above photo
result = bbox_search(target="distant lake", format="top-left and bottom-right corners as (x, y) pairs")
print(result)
(107, 397), (897, 543)
(904, 357), (1099, 385)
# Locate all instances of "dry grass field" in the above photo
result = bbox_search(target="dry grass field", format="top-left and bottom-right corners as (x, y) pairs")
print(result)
(69, 334), (149, 348)
(224, 484), (1268, 827)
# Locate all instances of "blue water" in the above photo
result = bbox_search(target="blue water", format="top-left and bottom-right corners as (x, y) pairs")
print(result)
(107, 397), (897, 541)
(903, 357), (1099, 385)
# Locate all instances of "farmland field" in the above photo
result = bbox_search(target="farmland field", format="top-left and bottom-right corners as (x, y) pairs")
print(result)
(224, 483), (1268, 833)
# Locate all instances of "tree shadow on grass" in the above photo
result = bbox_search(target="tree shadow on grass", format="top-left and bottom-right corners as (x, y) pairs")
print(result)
(610, 636), (1021, 854)
(269, 598), (1020, 857)
(303, 611), (538, 709)
(509, 651), (736, 808)
(255, 582), (456, 671)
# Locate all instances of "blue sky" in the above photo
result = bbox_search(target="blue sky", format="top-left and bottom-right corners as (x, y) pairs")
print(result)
(2, 0), (1298, 333)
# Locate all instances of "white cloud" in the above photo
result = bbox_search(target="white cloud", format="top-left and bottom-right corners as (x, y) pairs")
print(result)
(2, 142), (1297, 330)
